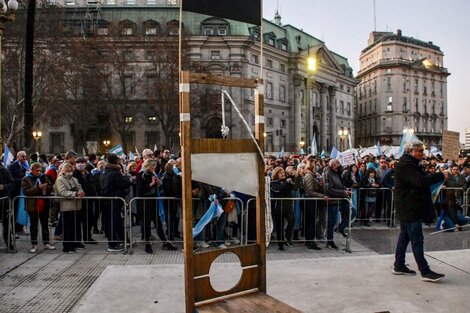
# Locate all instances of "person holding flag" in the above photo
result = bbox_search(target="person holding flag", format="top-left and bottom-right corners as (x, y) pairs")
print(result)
(8, 151), (30, 235)
(393, 140), (448, 282)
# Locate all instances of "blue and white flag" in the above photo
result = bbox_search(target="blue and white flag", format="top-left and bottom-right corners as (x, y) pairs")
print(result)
(330, 146), (339, 159)
(193, 194), (223, 238)
(320, 150), (326, 159)
(3, 145), (14, 167)
(108, 144), (124, 156)
(129, 151), (135, 161)
(376, 141), (382, 157)
(397, 130), (419, 158)
(278, 147), (284, 159)
(300, 148), (305, 155)
(431, 181), (445, 204)
(311, 136), (318, 156)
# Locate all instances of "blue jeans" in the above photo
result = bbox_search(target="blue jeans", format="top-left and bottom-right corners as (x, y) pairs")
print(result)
(394, 221), (430, 273)
(327, 201), (356, 240)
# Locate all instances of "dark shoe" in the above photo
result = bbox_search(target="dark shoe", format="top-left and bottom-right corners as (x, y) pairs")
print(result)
(286, 240), (294, 247)
(393, 265), (417, 276)
(326, 241), (338, 250)
(76, 243), (85, 249)
(145, 244), (153, 254)
(85, 239), (98, 245)
(162, 242), (177, 251)
(307, 243), (321, 250)
(278, 245), (285, 251)
(107, 246), (124, 252)
(293, 230), (300, 241)
(421, 270), (445, 282)
(338, 228), (349, 237)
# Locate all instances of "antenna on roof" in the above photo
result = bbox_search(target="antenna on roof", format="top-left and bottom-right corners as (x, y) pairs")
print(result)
(373, 0), (377, 31)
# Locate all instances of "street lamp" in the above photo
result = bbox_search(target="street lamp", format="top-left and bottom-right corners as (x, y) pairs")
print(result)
(32, 130), (42, 153)
(338, 128), (349, 151)
(103, 140), (111, 148)
(305, 45), (317, 154)
(0, 0), (18, 152)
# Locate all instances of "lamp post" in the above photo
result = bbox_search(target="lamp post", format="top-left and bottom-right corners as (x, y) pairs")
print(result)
(305, 45), (317, 153)
(32, 130), (42, 153)
(0, 0), (18, 153)
(103, 140), (110, 151)
(338, 128), (349, 151)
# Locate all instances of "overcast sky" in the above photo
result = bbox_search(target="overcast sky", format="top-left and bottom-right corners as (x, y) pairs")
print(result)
(263, 0), (469, 142)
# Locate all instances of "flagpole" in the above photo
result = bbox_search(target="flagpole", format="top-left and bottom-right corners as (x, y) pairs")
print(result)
(259, 0), (264, 81)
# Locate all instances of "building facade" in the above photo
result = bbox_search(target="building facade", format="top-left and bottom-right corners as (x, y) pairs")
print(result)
(355, 30), (450, 147)
(5, 0), (357, 154)
(465, 128), (470, 150)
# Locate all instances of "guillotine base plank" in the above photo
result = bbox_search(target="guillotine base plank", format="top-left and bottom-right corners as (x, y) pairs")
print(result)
(196, 292), (302, 313)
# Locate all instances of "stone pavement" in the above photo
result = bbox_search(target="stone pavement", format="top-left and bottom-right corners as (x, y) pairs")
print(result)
(0, 224), (469, 312)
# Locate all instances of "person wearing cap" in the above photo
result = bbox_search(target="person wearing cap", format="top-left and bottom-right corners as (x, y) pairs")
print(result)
(64, 150), (78, 168)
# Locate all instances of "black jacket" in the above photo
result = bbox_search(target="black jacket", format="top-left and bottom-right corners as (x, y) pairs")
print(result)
(99, 164), (131, 198)
(73, 170), (96, 197)
(394, 153), (444, 222)
(270, 179), (297, 215)
(0, 165), (15, 198)
(7, 161), (27, 197)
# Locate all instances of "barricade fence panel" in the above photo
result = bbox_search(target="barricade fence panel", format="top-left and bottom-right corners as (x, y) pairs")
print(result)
(127, 197), (245, 252)
(354, 188), (394, 226)
(246, 197), (353, 252)
(11, 196), (128, 253)
(435, 187), (468, 229)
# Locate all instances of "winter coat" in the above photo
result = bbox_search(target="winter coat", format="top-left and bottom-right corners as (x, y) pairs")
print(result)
(7, 161), (27, 197)
(99, 163), (131, 198)
(135, 171), (158, 220)
(0, 165), (15, 198)
(323, 167), (348, 198)
(22, 174), (53, 213)
(54, 175), (83, 212)
(303, 171), (325, 198)
(394, 153), (444, 222)
(270, 179), (297, 215)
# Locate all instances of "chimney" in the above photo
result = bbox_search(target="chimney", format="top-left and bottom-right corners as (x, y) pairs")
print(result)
(397, 29), (402, 36)
(428, 41), (433, 45)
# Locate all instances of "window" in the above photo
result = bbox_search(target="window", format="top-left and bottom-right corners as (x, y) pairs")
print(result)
(211, 51), (220, 60)
(144, 21), (159, 35)
(147, 0), (156, 4)
(386, 96), (392, 112)
(347, 102), (351, 116)
(166, 0), (177, 5)
(145, 132), (159, 147)
(126, 0), (135, 5)
(125, 116), (133, 123)
(65, 0), (75, 5)
(203, 27), (213, 35)
(123, 132), (135, 148)
(120, 20), (135, 35)
(106, 0), (115, 3)
(252, 54), (259, 64)
(281, 43), (287, 51)
(386, 77), (392, 92)
(402, 77), (407, 92)
(423, 80), (427, 95)
(347, 87), (351, 93)
(218, 27), (227, 35)
(279, 86), (286, 102)
(280, 64), (286, 73)
(340, 101), (344, 114)
(266, 82), (273, 99)
(414, 79), (419, 93)
(280, 119), (286, 128)
(123, 50), (133, 61)
(403, 97), (408, 112)
(268, 38), (275, 46)
(124, 75), (135, 94)
(267, 117), (273, 127)
(146, 74), (156, 96)
(266, 59), (273, 68)
(97, 27), (108, 35)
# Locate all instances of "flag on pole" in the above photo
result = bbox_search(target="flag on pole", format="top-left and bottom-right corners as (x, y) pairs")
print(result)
(135, 146), (140, 157)
(348, 134), (353, 151)
(182, 0), (262, 26)
(129, 151), (135, 161)
(330, 147), (339, 159)
(376, 141), (382, 156)
(311, 135), (318, 156)
(3, 145), (14, 167)
(278, 147), (284, 159)
(320, 150), (326, 159)
(108, 144), (124, 156)
(154, 144), (157, 152)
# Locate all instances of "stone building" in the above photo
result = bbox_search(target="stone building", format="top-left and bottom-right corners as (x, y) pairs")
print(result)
(14, 0), (357, 154)
(356, 30), (450, 147)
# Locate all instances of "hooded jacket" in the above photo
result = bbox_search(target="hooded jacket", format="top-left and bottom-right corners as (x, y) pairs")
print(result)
(394, 153), (444, 222)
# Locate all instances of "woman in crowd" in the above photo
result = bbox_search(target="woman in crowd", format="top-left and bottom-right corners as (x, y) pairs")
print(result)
(54, 162), (85, 253)
(161, 160), (179, 240)
(22, 163), (54, 253)
(136, 159), (176, 253)
(270, 167), (297, 250)
(361, 168), (379, 226)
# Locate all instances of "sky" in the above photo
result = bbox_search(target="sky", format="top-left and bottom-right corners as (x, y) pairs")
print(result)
(263, 0), (469, 142)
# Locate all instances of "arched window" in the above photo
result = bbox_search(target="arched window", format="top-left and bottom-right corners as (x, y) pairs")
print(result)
(201, 17), (230, 36)
(143, 20), (160, 35)
(119, 19), (136, 36)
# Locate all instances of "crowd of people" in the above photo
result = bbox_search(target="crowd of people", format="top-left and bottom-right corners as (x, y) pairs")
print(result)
(0, 143), (469, 255)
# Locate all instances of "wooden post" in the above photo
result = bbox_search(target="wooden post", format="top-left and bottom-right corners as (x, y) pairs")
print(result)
(180, 71), (195, 313)
(255, 82), (267, 293)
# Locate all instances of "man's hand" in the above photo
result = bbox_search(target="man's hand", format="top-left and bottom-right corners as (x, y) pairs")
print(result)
(76, 191), (85, 198)
(39, 183), (47, 192)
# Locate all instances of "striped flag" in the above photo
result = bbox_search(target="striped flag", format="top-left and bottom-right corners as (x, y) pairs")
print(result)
(108, 144), (124, 156)
(3, 145), (14, 167)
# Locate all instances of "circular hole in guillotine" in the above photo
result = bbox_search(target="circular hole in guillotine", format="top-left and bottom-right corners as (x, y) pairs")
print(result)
(209, 252), (243, 292)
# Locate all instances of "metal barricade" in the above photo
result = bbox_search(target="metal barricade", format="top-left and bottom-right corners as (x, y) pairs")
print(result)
(436, 186), (468, 227)
(11, 195), (128, 253)
(246, 196), (353, 253)
(0, 196), (13, 252)
(127, 197), (244, 253)
(354, 188), (394, 226)
(465, 188), (470, 216)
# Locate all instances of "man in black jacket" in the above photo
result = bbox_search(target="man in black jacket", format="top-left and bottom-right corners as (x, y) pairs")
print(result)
(393, 140), (448, 282)
(0, 163), (15, 249)
(8, 151), (29, 234)
(100, 154), (131, 252)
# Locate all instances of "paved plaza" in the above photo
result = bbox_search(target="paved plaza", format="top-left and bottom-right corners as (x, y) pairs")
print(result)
(0, 225), (469, 312)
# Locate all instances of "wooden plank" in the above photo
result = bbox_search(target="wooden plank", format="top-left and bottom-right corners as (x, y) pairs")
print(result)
(197, 292), (303, 313)
(189, 72), (260, 89)
(194, 267), (259, 303)
(193, 244), (260, 277)
(192, 139), (259, 154)
(180, 71), (196, 313)
(255, 84), (267, 293)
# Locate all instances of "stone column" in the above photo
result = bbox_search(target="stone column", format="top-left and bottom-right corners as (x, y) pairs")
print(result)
(292, 74), (303, 152)
(329, 86), (338, 149)
(320, 85), (328, 151)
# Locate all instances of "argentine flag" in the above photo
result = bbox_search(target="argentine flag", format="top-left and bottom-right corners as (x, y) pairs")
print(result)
(3, 145), (14, 167)
(108, 144), (124, 156)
